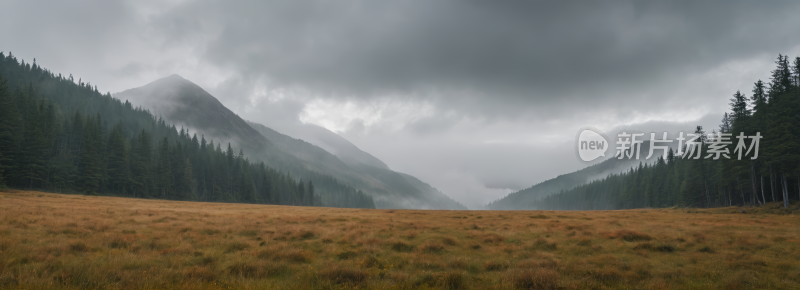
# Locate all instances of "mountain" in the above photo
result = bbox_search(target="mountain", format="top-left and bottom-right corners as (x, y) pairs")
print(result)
(270, 122), (390, 170)
(115, 74), (466, 210)
(486, 143), (656, 210)
(246, 121), (466, 210)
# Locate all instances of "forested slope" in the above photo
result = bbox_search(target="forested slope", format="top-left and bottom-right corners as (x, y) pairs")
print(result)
(0, 52), (374, 208)
(535, 54), (800, 210)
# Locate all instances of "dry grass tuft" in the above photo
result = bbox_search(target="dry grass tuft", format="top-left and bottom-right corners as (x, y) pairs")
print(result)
(508, 269), (560, 290)
(185, 266), (216, 282)
(336, 250), (358, 260)
(482, 233), (506, 243)
(654, 244), (676, 252)
(441, 236), (458, 246)
(68, 242), (89, 252)
(605, 230), (653, 241)
(294, 230), (315, 240)
(441, 271), (465, 289)
(419, 242), (445, 253)
(275, 249), (313, 263)
(320, 266), (368, 285)
(224, 241), (250, 253)
(360, 255), (381, 268)
(698, 245), (715, 253)
(634, 242), (654, 250)
(390, 240), (414, 252)
(238, 229), (258, 237)
(534, 238), (558, 250)
(484, 261), (508, 271)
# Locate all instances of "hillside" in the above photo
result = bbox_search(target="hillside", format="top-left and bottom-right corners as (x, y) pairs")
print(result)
(247, 121), (467, 210)
(486, 143), (654, 210)
(116, 75), (465, 209)
(0, 53), (375, 208)
(267, 122), (390, 170)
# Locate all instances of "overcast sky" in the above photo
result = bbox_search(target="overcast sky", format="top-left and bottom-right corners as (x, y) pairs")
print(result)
(4, 1), (800, 208)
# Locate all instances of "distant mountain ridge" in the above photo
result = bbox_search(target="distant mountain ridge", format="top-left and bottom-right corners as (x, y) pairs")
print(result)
(486, 143), (656, 210)
(278, 122), (390, 170)
(245, 121), (467, 210)
(116, 74), (466, 210)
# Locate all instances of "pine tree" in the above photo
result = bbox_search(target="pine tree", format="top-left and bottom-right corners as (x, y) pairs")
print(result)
(157, 137), (172, 199)
(131, 130), (153, 198)
(78, 115), (102, 194)
(106, 122), (129, 194)
(308, 181), (315, 206)
(0, 75), (18, 187)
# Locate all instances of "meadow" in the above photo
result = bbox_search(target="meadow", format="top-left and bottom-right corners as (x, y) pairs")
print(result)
(0, 189), (799, 289)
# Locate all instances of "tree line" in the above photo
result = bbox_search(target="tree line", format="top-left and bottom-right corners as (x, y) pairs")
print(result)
(536, 54), (800, 210)
(0, 52), (375, 209)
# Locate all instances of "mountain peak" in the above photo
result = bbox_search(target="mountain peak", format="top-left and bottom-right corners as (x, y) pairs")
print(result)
(151, 73), (195, 87)
(166, 73), (186, 80)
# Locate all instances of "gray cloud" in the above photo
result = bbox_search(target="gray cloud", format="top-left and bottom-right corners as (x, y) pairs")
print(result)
(146, 0), (800, 119)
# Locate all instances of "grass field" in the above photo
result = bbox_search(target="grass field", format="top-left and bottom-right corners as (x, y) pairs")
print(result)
(0, 189), (799, 289)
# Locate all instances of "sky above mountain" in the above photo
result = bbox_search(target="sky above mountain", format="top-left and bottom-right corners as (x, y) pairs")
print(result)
(4, 0), (800, 208)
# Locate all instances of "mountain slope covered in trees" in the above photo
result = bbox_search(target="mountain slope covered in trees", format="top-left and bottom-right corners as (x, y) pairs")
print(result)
(115, 74), (465, 209)
(0, 52), (375, 208)
(485, 143), (655, 210)
(533, 54), (800, 210)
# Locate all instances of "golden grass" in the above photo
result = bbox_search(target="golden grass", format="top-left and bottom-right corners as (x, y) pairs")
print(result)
(1, 189), (799, 289)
